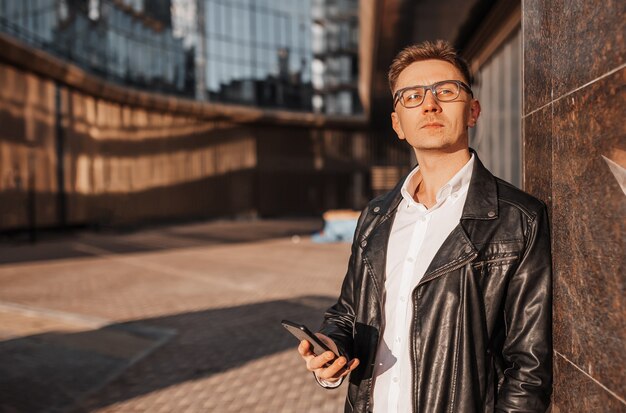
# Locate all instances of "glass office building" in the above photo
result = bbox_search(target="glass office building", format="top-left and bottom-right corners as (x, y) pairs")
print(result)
(311, 0), (360, 114)
(0, 0), (362, 113)
(198, 0), (314, 109)
(0, 0), (189, 94)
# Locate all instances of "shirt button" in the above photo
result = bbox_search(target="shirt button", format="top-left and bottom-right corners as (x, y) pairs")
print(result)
(395, 337), (401, 343)
(488, 210), (496, 217)
(373, 206), (380, 213)
(400, 296), (406, 302)
(407, 256), (414, 263)
(393, 377), (399, 383)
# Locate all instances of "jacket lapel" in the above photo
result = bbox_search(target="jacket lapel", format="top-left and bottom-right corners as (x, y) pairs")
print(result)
(361, 180), (404, 294)
(419, 225), (477, 285)
(362, 212), (395, 294)
(420, 152), (498, 284)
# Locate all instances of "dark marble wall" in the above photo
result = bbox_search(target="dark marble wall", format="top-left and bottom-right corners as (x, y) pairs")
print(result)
(522, 1), (626, 411)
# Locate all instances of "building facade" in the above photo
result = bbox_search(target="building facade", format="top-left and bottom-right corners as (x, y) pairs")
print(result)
(0, 0), (382, 232)
(311, 0), (360, 115)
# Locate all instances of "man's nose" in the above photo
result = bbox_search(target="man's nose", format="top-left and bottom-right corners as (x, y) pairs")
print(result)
(421, 90), (441, 113)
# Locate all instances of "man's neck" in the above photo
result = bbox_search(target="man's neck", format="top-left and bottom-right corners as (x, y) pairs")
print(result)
(412, 148), (471, 208)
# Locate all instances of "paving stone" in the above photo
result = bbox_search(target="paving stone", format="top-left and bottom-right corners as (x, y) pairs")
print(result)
(0, 219), (350, 412)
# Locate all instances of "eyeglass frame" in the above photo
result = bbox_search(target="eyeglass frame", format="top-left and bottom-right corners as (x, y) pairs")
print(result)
(393, 80), (474, 109)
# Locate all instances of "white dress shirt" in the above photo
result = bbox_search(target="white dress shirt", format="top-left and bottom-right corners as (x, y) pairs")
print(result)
(371, 154), (474, 413)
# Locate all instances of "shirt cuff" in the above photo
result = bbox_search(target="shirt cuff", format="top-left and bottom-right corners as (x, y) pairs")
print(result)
(313, 372), (343, 389)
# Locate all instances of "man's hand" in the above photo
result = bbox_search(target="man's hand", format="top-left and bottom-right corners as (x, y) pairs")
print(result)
(297, 333), (360, 383)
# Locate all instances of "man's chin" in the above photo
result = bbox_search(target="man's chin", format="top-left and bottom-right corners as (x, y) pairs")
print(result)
(411, 141), (451, 151)
(408, 135), (468, 152)
(410, 142), (468, 154)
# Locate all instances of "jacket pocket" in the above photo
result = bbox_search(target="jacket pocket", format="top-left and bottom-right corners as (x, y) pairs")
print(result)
(471, 254), (519, 280)
(472, 254), (518, 269)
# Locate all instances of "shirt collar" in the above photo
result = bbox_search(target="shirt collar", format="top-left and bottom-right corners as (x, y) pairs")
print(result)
(400, 154), (475, 207)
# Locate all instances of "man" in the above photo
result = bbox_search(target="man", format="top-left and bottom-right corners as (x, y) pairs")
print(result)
(297, 40), (552, 413)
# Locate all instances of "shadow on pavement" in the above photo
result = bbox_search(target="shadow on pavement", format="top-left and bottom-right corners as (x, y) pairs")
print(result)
(0, 218), (324, 266)
(0, 295), (336, 413)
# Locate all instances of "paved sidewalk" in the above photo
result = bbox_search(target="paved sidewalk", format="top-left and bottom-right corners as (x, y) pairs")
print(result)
(0, 219), (351, 413)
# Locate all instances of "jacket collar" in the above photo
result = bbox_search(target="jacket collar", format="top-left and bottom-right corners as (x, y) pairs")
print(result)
(367, 149), (498, 221)
(461, 149), (499, 221)
(361, 149), (498, 289)
(367, 174), (405, 219)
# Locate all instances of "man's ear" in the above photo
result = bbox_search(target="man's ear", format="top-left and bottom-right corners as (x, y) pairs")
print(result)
(468, 99), (481, 127)
(391, 112), (406, 140)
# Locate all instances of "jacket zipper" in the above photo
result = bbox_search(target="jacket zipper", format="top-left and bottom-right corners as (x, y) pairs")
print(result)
(410, 287), (419, 413)
(472, 256), (517, 267)
(365, 212), (395, 413)
(410, 252), (478, 413)
(365, 266), (386, 413)
(418, 251), (479, 288)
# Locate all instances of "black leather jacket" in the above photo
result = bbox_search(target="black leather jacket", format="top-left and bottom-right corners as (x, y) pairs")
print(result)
(319, 154), (552, 413)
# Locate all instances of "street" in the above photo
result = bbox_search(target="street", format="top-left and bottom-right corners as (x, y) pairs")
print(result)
(0, 219), (350, 413)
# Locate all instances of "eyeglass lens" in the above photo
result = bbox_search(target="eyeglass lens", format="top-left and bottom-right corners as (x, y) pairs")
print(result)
(399, 81), (461, 108)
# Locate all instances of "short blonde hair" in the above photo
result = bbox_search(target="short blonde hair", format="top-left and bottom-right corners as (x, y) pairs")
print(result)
(388, 40), (472, 94)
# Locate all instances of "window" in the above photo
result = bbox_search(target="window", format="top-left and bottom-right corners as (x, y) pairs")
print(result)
(470, 27), (522, 187)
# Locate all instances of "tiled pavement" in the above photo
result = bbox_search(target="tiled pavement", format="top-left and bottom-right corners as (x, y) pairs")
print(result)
(0, 219), (352, 413)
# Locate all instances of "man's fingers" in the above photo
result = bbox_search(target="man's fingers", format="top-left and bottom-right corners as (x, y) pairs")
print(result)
(298, 340), (312, 357)
(318, 357), (360, 380)
(340, 358), (360, 376)
(296, 336), (359, 383)
(307, 351), (336, 370)
(316, 356), (348, 379)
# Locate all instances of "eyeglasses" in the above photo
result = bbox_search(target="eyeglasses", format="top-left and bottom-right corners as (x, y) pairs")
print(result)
(393, 80), (473, 109)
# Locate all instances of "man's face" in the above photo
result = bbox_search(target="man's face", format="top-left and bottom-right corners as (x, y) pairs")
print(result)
(391, 59), (480, 153)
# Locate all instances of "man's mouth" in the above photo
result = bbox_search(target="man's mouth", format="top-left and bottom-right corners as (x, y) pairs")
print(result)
(421, 122), (444, 129)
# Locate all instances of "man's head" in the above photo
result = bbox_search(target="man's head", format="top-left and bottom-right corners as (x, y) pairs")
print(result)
(388, 40), (480, 154)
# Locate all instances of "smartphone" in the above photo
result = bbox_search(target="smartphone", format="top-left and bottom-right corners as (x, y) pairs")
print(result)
(281, 319), (339, 361)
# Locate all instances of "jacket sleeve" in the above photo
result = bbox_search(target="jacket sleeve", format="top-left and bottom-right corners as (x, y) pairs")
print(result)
(317, 206), (370, 365)
(496, 204), (553, 412)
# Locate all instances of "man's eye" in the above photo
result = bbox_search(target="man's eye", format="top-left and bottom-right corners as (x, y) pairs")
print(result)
(437, 88), (454, 95)
(406, 92), (423, 101)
